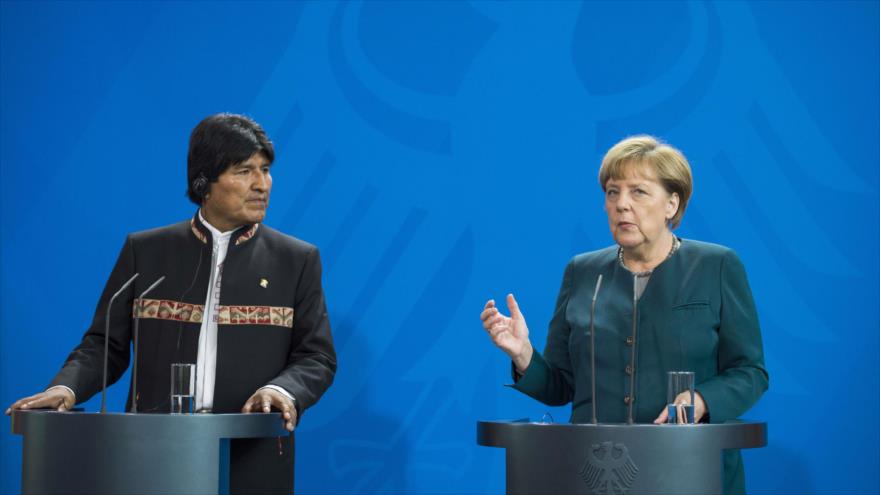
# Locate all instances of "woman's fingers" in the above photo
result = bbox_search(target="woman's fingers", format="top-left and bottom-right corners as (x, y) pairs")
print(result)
(480, 298), (524, 356)
(653, 407), (668, 424)
(480, 306), (499, 324)
(506, 294), (522, 319)
(655, 391), (706, 425)
(487, 319), (510, 339)
(675, 391), (692, 405)
(485, 314), (505, 329)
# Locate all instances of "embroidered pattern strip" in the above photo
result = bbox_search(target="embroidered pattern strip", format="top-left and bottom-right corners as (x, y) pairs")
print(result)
(190, 219), (208, 244)
(190, 218), (259, 246)
(234, 224), (259, 245)
(134, 298), (293, 328)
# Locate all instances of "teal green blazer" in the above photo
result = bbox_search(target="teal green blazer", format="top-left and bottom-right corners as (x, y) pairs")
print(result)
(513, 239), (769, 494)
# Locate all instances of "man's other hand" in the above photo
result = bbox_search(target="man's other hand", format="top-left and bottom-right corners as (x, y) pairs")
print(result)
(241, 388), (297, 432)
(6, 387), (75, 415)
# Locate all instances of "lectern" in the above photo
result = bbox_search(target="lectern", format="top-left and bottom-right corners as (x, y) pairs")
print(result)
(11, 410), (289, 495)
(477, 420), (766, 495)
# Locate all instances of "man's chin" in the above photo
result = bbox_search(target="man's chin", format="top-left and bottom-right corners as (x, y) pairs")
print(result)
(245, 210), (267, 224)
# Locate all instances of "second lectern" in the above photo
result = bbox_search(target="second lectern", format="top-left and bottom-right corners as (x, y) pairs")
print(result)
(478, 419), (766, 495)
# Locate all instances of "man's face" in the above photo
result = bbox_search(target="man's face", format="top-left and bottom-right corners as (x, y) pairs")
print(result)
(201, 152), (272, 232)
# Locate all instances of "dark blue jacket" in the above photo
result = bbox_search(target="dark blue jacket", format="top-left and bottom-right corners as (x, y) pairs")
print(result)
(514, 239), (768, 494)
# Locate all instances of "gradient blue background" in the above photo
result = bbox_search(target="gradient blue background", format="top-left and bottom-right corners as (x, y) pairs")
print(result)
(1, 1), (877, 493)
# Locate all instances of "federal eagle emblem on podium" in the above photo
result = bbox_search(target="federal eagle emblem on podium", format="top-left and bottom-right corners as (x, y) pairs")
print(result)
(579, 441), (639, 494)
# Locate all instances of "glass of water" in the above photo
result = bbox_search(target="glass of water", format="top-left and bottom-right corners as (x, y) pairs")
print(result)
(170, 363), (196, 414)
(666, 371), (696, 424)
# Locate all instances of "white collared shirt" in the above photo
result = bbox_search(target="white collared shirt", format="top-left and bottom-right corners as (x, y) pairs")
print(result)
(195, 211), (293, 411)
(195, 210), (234, 411)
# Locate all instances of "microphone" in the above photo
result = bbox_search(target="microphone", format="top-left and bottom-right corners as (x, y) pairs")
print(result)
(589, 274), (603, 425)
(626, 274), (638, 425)
(131, 275), (165, 413)
(101, 273), (139, 414)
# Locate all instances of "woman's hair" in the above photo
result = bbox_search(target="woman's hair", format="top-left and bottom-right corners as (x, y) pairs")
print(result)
(186, 113), (275, 205)
(598, 135), (693, 229)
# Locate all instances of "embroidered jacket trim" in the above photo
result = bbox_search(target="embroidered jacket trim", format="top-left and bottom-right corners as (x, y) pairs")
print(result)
(189, 217), (259, 246)
(133, 298), (294, 328)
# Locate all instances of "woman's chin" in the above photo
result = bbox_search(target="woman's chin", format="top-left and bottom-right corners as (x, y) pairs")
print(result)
(613, 233), (644, 249)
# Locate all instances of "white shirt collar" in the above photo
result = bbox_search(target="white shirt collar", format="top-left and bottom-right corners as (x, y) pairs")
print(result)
(198, 210), (236, 240)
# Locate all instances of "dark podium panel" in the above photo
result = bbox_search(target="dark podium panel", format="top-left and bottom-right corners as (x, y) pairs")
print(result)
(477, 420), (766, 495)
(11, 410), (289, 495)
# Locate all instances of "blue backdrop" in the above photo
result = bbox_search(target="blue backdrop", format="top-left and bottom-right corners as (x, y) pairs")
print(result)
(1, 1), (877, 494)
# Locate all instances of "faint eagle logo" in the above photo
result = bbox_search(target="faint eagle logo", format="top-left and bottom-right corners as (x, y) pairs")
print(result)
(579, 441), (639, 494)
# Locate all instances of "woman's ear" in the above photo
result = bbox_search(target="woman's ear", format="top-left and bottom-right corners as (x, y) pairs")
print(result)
(667, 192), (680, 221)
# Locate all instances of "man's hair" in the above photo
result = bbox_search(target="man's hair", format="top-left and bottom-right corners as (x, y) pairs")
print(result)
(186, 113), (275, 205)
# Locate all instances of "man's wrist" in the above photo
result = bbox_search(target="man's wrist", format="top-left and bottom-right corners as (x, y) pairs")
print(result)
(46, 385), (76, 403)
(259, 385), (296, 404)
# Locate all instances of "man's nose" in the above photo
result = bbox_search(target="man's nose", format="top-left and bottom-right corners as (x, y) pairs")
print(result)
(253, 171), (270, 191)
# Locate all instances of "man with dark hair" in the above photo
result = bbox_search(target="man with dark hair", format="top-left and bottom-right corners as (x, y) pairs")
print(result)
(6, 113), (337, 494)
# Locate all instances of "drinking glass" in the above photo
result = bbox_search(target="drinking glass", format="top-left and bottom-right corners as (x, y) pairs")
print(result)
(170, 363), (196, 414)
(666, 371), (695, 424)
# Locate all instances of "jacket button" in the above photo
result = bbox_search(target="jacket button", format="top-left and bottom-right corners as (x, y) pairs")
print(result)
(625, 365), (633, 376)
(625, 336), (634, 346)
(623, 395), (632, 405)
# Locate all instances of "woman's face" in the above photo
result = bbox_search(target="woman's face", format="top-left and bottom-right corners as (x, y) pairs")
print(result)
(604, 164), (679, 251)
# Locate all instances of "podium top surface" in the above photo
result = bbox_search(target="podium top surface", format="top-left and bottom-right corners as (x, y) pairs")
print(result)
(477, 419), (767, 451)
(12, 410), (288, 439)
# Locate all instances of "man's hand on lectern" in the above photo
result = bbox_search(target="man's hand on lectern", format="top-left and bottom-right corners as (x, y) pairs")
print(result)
(242, 388), (297, 432)
(481, 294), (534, 373)
(5, 386), (75, 415)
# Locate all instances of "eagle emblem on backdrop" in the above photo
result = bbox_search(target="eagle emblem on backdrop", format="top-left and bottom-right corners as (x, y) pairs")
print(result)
(579, 441), (639, 495)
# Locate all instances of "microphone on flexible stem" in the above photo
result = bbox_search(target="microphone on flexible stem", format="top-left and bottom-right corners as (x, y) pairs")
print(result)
(101, 273), (139, 414)
(589, 274), (603, 425)
(626, 275), (639, 425)
(131, 275), (165, 413)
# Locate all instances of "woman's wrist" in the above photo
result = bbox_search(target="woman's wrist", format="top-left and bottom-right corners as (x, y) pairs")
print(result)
(512, 342), (534, 373)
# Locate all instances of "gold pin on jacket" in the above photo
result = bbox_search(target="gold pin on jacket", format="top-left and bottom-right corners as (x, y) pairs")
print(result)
(260, 278), (269, 288)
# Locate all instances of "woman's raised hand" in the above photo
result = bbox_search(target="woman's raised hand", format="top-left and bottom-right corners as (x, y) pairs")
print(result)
(480, 294), (534, 372)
